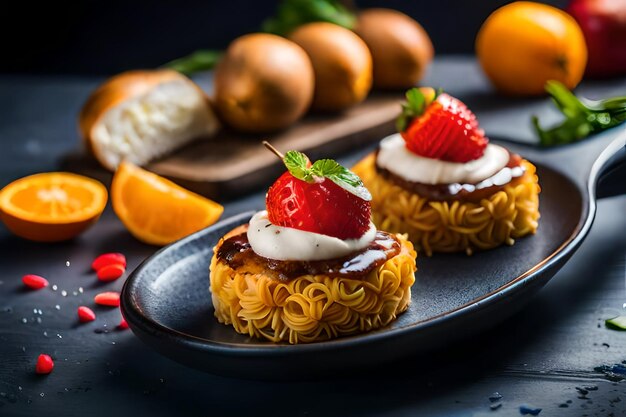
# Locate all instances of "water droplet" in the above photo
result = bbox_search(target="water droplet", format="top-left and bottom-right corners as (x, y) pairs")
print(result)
(36, 317), (42, 324)
(61, 290), (67, 297)
(159, 378), (165, 383)
(21, 318), (27, 324)
(489, 392), (503, 402)
(39, 393), (44, 398)
(78, 287), (83, 294)
(51, 285), (57, 291)
(21, 347), (26, 352)
(65, 261), (70, 267)
(38, 309), (42, 315)
(56, 333), (62, 339)
(43, 331), (48, 337)
(622, 302), (626, 309)
(18, 386), (22, 391)
(111, 341), (116, 345)
(72, 291), (78, 296)
(55, 305), (60, 310)
(33, 308), (37, 314)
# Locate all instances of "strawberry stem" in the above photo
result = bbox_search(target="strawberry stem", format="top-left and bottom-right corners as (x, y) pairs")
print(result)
(262, 141), (285, 160)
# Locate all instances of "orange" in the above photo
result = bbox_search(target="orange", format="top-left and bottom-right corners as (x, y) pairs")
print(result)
(112, 161), (223, 246)
(0, 172), (107, 242)
(476, 1), (587, 96)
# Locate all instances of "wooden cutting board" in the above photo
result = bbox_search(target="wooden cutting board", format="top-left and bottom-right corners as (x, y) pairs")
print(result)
(62, 93), (402, 200)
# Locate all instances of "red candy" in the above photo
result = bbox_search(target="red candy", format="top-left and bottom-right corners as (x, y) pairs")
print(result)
(118, 317), (129, 330)
(91, 253), (126, 271)
(36, 354), (54, 374)
(77, 306), (96, 322)
(22, 274), (49, 290)
(94, 292), (120, 307)
(96, 264), (125, 282)
(266, 172), (371, 240)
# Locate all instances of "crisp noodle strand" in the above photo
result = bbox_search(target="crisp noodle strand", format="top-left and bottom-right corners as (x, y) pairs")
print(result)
(210, 234), (417, 344)
(352, 153), (540, 256)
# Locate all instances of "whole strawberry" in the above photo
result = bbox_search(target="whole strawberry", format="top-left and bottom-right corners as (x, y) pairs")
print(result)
(396, 87), (488, 162)
(266, 150), (372, 240)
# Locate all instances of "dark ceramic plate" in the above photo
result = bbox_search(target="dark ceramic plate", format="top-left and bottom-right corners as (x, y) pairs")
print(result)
(121, 129), (625, 379)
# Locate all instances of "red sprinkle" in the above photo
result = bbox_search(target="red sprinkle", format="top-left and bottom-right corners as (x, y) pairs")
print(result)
(96, 263), (125, 281)
(118, 317), (129, 330)
(36, 354), (54, 374)
(92, 253), (127, 271)
(22, 274), (49, 290)
(77, 306), (96, 322)
(94, 292), (120, 307)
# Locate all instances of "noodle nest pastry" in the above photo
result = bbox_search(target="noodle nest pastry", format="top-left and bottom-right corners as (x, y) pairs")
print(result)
(352, 153), (540, 256)
(210, 225), (417, 344)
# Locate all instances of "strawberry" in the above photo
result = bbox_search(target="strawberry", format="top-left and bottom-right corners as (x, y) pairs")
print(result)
(396, 88), (488, 163)
(266, 150), (371, 240)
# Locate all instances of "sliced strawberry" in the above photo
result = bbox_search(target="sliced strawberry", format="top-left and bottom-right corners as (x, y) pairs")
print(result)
(398, 89), (488, 163)
(267, 172), (371, 240)
(264, 149), (372, 240)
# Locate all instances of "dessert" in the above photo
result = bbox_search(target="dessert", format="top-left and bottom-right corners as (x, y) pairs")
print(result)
(353, 88), (540, 256)
(210, 146), (417, 344)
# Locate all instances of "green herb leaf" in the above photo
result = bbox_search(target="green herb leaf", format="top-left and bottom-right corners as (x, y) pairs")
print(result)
(262, 0), (356, 36)
(284, 150), (313, 181)
(533, 80), (626, 146)
(281, 151), (371, 200)
(162, 50), (223, 75)
(311, 159), (372, 201)
(606, 316), (626, 330)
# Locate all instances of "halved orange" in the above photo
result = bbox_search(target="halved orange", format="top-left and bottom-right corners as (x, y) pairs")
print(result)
(0, 172), (108, 242)
(112, 161), (224, 246)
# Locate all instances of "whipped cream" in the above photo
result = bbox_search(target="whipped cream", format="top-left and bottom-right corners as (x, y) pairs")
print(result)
(247, 211), (376, 261)
(376, 133), (510, 185)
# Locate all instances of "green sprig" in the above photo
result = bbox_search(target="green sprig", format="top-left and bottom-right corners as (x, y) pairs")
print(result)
(162, 49), (223, 75)
(283, 150), (371, 201)
(532, 80), (626, 146)
(262, 0), (356, 36)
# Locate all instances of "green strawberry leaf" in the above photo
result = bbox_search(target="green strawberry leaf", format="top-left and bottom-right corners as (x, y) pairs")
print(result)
(396, 87), (442, 133)
(282, 151), (371, 201)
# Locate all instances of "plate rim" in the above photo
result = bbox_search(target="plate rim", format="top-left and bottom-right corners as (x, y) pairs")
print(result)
(121, 160), (594, 356)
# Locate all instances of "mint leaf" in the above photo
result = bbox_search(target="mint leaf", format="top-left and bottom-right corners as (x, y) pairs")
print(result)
(533, 80), (626, 146)
(283, 150), (312, 181)
(311, 159), (372, 201)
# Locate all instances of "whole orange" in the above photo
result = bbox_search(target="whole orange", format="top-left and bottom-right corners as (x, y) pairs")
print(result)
(476, 1), (587, 96)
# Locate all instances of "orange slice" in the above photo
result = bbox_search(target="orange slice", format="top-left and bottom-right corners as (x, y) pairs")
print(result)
(0, 172), (107, 242)
(112, 161), (224, 246)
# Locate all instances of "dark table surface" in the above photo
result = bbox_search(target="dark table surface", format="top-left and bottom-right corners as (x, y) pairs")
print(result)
(1, 57), (625, 417)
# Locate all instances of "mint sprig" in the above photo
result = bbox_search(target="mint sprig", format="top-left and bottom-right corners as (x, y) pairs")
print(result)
(532, 80), (626, 146)
(283, 150), (372, 201)
(396, 87), (441, 132)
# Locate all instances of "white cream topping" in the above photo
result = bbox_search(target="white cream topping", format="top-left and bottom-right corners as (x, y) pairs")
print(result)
(247, 211), (376, 261)
(376, 133), (510, 185)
